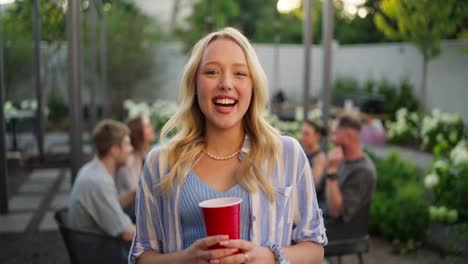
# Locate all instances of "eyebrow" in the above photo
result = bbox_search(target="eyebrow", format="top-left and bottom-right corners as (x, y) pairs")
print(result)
(202, 61), (248, 67)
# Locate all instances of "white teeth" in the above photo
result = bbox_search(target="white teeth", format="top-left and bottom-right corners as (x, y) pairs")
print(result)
(214, 98), (235, 105)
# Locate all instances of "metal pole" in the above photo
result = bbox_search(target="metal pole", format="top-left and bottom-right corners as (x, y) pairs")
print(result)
(273, 10), (280, 97)
(302, 0), (313, 121)
(205, 0), (214, 33)
(321, 0), (334, 151)
(88, 0), (97, 129)
(67, 0), (82, 183)
(96, 0), (108, 118)
(0, 6), (9, 214)
(33, 0), (44, 159)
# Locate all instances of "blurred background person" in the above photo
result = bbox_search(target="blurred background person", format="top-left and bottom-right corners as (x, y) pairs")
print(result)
(116, 115), (156, 213)
(67, 120), (136, 242)
(300, 120), (328, 193)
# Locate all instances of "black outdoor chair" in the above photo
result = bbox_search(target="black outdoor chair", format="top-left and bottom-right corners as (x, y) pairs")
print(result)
(324, 203), (371, 264)
(54, 208), (130, 264)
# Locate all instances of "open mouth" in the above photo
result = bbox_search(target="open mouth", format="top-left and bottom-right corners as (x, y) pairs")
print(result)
(213, 98), (237, 107)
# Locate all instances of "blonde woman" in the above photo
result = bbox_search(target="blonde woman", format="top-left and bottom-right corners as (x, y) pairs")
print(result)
(129, 27), (327, 264)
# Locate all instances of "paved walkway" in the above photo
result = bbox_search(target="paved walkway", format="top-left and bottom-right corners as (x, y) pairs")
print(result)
(364, 143), (434, 170)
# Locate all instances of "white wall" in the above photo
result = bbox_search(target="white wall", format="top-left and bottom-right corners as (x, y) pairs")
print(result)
(158, 40), (468, 120)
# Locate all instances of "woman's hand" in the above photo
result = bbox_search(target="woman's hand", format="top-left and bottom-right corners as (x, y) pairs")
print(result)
(182, 235), (238, 263)
(209, 239), (275, 264)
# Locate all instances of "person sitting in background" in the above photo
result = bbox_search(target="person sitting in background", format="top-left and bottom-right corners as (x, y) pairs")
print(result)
(67, 120), (135, 242)
(300, 120), (328, 196)
(116, 115), (156, 210)
(324, 115), (377, 222)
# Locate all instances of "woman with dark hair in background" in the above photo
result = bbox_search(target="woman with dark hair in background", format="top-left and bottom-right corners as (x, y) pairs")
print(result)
(117, 115), (156, 210)
(300, 120), (328, 194)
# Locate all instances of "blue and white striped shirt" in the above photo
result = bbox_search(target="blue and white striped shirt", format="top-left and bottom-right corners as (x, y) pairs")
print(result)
(179, 171), (251, 249)
(129, 136), (327, 263)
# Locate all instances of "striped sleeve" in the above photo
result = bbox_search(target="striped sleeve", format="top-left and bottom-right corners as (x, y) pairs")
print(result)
(291, 142), (328, 245)
(128, 148), (165, 263)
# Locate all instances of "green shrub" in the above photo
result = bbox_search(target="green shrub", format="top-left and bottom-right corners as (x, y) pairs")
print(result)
(370, 151), (429, 253)
(425, 142), (468, 221)
(378, 78), (419, 120)
(421, 110), (466, 154)
(334, 76), (360, 94)
(386, 108), (420, 145)
(371, 151), (421, 195)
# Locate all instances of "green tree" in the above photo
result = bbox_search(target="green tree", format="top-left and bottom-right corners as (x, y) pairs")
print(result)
(176, 0), (240, 50)
(374, 0), (467, 110)
(179, 0), (391, 48)
(103, 0), (163, 118)
(2, 0), (66, 97)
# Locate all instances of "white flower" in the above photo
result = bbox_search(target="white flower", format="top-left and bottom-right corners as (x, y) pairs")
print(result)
(434, 160), (448, 171)
(421, 115), (437, 136)
(309, 108), (322, 122)
(449, 130), (458, 143)
(424, 173), (439, 188)
(436, 133), (444, 143)
(396, 108), (408, 120)
(450, 141), (468, 166)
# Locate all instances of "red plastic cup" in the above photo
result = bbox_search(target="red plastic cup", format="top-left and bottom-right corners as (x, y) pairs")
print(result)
(199, 197), (242, 250)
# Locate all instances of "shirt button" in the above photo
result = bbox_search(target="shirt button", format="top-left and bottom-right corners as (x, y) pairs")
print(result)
(251, 216), (256, 222)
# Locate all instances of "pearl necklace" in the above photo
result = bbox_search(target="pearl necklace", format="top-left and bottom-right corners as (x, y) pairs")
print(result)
(204, 149), (241, 160)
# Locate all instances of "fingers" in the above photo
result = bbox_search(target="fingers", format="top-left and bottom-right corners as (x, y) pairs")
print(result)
(219, 239), (254, 251)
(205, 248), (238, 262)
(210, 252), (247, 264)
(197, 235), (230, 249)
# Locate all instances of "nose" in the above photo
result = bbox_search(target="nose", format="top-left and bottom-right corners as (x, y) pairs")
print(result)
(218, 73), (233, 91)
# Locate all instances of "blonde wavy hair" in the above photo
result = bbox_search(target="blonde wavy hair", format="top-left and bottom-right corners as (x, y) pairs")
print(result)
(159, 27), (281, 201)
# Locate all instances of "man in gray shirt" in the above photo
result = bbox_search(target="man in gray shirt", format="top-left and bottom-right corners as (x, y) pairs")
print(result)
(67, 120), (135, 241)
(324, 115), (377, 222)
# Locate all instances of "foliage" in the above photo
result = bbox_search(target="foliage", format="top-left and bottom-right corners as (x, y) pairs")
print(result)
(332, 76), (419, 120)
(386, 108), (419, 144)
(264, 112), (301, 139)
(369, 151), (429, 253)
(47, 93), (68, 122)
(176, 0), (241, 50)
(376, 78), (419, 120)
(334, 76), (360, 94)
(104, 1), (163, 118)
(425, 142), (468, 222)
(1, 0), (66, 91)
(375, 0), (468, 109)
(178, 0), (392, 50)
(421, 109), (466, 154)
(123, 99), (178, 132)
(375, 0), (464, 61)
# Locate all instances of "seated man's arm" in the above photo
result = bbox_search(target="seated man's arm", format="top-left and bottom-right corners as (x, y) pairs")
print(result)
(85, 182), (135, 239)
(119, 189), (137, 208)
(121, 224), (136, 241)
(325, 178), (342, 218)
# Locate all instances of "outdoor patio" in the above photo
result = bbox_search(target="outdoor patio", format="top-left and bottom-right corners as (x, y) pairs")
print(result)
(1, 0), (467, 263)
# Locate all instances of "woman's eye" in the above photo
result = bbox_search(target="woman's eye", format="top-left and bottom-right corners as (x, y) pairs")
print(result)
(235, 72), (248, 77)
(204, 70), (218, 75)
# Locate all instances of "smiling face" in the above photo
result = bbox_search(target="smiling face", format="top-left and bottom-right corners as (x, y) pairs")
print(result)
(196, 37), (253, 132)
